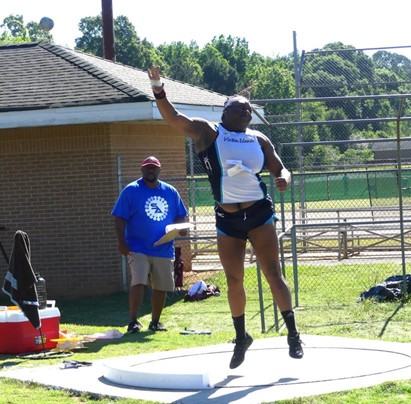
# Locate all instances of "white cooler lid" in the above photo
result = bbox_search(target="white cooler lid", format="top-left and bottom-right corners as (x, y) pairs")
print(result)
(0, 306), (60, 323)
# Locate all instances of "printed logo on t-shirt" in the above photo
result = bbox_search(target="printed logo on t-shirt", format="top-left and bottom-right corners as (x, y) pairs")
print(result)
(145, 196), (169, 221)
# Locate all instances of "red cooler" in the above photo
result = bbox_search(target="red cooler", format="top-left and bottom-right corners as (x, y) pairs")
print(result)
(0, 305), (60, 354)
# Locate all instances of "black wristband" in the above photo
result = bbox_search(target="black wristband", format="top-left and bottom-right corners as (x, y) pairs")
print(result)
(154, 89), (166, 100)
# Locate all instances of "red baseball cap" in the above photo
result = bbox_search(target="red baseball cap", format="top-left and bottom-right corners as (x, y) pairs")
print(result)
(141, 156), (161, 168)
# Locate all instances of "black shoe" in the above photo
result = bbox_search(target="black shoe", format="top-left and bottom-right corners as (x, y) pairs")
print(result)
(288, 332), (304, 359)
(127, 320), (142, 333)
(148, 321), (167, 332)
(229, 333), (253, 369)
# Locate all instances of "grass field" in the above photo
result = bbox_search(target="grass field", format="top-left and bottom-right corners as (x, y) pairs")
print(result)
(0, 263), (410, 403)
(185, 168), (411, 207)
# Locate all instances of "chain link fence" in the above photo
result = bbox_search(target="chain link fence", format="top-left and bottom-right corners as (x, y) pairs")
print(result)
(118, 45), (411, 332)
(251, 45), (411, 322)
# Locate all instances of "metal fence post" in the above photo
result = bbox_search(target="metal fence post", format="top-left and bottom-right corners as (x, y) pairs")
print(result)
(291, 224), (299, 307)
(396, 100), (408, 299)
(256, 263), (267, 333)
(116, 155), (128, 292)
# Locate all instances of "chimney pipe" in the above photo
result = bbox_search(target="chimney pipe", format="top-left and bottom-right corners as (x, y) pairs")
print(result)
(101, 0), (116, 61)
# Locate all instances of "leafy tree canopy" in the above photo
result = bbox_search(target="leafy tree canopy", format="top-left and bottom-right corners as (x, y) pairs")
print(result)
(0, 14), (53, 44)
(75, 15), (163, 70)
(2, 13), (411, 168)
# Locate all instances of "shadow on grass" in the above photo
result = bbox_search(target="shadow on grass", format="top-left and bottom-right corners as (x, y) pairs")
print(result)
(0, 290), (188, 361)
(76, 330), (164, 353)
(378, 301), (405, 338)
(56, 289), (186, 327)
(0, 288), (187, 324)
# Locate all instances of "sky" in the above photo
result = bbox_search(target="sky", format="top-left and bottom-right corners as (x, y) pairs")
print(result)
(2, 0), (411, 59)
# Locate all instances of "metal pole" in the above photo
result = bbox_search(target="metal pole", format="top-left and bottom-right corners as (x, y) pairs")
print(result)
(290, 175), (299, 307)
(101, 0), (116, 61)
(365, 167), (375, 221)
(293, 32), (308, 251)
(396, 99), (407, 298)
(256, 262), (267, 333)
(291, 224), (299, 307)
(117, 156), (127, 291)
(188, 138), (199, 254)
(277, 144), (287, 279)
(272, 173), (281, 332)
(293, 31), (303, 176)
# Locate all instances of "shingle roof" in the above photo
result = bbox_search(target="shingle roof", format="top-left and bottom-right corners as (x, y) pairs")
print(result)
(0, 42), (228, 114)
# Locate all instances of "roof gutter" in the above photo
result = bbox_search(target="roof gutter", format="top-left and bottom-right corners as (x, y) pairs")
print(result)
(0, 102), (265, 129)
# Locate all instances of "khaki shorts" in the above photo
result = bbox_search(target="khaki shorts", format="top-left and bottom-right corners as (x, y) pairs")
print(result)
(127, 252), (174, 292)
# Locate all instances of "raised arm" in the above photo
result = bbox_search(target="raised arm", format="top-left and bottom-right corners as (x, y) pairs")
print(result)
(258, 134), (291, 192)
(147, 66), (216, 151)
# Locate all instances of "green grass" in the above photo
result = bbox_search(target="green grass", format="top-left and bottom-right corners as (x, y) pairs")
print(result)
(276, 379), (411, 403)
(188, 169), (411, 206)
(0, 263), (410, 403)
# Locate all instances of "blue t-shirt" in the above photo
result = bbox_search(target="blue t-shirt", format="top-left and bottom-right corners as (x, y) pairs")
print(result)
(111, 179), (188, 258)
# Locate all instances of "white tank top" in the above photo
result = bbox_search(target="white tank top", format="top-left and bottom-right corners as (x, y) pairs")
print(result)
(199, 124), (267, 203)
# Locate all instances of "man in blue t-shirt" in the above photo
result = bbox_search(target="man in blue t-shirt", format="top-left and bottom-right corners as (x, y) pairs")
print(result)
(112, 156), (188, 333)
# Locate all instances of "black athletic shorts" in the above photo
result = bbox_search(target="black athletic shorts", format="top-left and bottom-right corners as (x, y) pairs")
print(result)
(215, 196), (278, 240)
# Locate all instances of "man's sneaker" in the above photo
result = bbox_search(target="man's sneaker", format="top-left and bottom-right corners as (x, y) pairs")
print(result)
(127, 320), (142, 333)
(229, 333), (253, 369)
(288, 332), (304, 359)
(148, 321), (167, 332)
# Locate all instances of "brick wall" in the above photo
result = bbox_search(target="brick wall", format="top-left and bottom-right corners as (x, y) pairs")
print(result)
(109, 122), (192, 272)
(0, 121), (191, 299)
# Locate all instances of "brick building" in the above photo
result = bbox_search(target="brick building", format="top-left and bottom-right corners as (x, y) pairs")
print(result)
(0, 42), (234, 299)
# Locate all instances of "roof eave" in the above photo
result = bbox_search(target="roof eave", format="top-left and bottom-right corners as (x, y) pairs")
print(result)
(0, 103), (265, 130)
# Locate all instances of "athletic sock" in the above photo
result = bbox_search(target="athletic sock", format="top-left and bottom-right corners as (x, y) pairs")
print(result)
(281, 310), (298, 336)
(232, 314), (246, 340)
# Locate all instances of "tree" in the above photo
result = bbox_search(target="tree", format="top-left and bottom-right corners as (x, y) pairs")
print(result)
(75, 15), (162, 70)
(305, 145), (342, 169)
(373, 50), (411, 83)
(325, 108), (353, 148)
(26, 21), (53, 42)
(250, 59), (296, 142)
(157, 41), (203, 85)
(340, 148), (374, 167)
(251, 60), (295, 106)
(0, 15), (53, 44)
(1, 15), (27, 38)
(209, 35), (250, 91)
(75, 16), (104, 57)
(198, 44), (238, 94)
